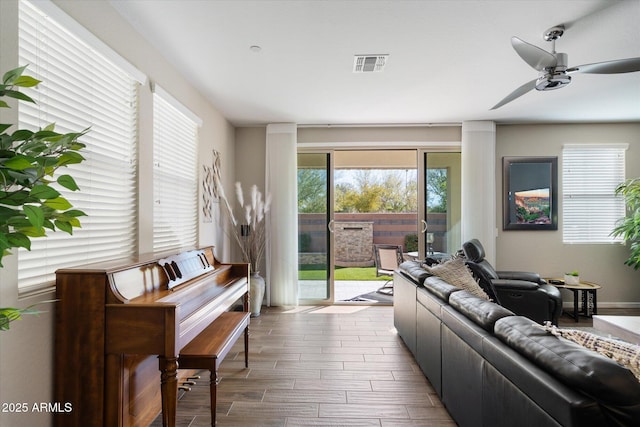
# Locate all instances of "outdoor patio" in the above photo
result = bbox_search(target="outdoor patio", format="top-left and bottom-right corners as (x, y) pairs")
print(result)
(298, 279), (393, 303)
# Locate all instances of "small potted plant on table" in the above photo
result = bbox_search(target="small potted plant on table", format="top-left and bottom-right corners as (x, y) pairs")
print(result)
(564, 270), (580, 285)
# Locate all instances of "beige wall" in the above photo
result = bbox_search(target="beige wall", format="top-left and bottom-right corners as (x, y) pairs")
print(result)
(0, 1), (235, 426)
(233, 127), (267, 272)
(496, 123), (640, 306)
(298, 125), (461, 145)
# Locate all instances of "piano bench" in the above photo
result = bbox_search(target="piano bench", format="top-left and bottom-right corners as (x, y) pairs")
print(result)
(179, 311), (250, 426)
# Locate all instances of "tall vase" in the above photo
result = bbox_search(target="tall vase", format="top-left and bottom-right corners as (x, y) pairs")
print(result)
(250, 272), (265, 317)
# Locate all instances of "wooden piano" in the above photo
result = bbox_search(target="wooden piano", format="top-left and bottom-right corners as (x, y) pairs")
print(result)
(53, 246), (249, 427)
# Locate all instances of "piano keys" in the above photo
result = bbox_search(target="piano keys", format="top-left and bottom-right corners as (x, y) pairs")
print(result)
(53, 246), (249, 427)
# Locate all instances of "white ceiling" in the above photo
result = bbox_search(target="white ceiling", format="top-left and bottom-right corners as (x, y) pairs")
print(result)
(110, 0), (640, 127)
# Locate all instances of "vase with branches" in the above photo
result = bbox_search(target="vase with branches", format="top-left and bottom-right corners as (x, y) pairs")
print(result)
(225, 182), (271, 274)
(214, 177), (271, 316)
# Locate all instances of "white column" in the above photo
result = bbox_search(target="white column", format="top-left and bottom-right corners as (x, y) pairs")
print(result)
(265, 123), (298, 306)
(461, 121), (497, 264)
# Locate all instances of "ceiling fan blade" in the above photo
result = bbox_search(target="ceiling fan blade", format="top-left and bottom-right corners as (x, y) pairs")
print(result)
(491, 79), (537, 110)
(511, 37), (557, 71)
(568, 57), (640, 74)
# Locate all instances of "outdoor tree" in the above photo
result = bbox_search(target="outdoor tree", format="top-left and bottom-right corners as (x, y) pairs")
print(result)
(297, 168), (327, 213)
(335, 169), (417, 213)
(426, 168), (448, 212)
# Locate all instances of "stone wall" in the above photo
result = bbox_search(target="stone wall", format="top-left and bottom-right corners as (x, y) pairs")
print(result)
(334, 221), (374, 267)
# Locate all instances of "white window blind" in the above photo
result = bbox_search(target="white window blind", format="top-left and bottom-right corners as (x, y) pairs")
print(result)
(17, 0), (140, 290)
(562, 144), (627, 244)
(152, 88), (199, 252)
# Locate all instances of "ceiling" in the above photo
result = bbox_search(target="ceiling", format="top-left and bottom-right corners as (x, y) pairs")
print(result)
(110, 0), (640, 127)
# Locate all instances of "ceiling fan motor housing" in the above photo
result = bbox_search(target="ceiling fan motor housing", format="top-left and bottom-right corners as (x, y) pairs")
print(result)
(536, 72), (571, 91)
(536, 52), (570, 91)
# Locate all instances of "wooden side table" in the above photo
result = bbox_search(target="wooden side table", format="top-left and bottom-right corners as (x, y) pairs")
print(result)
(545, 278), (602, 322)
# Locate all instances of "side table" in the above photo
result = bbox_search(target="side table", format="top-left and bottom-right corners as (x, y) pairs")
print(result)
(545, 278), (602, 322)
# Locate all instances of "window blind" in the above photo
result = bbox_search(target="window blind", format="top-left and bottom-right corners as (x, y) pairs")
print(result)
(152, 89), (199, 253)
(17, 0), (139, 290)
(562, 144), (627, 244)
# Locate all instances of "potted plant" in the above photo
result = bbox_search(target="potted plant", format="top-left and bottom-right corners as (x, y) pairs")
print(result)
(564, 270), (580, 285)
(0, 66), (87, 329)
(611, 178), (640, 270)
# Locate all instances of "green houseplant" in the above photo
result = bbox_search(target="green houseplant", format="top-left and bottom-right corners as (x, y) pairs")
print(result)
(0, 65), (87, 330)
(611, 178), (640, 270)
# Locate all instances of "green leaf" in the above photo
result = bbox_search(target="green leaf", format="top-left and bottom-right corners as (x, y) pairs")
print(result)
(42, 123), (56, 132)
(0, 100), (9, 109)
(15, 225), (46, 238)
(32, 130), (60, 139)
(34, 156), (58, 168)
(54, 220), (73, 234)
(2, 89), (35, 103)
(13, 75), (41, 88)
(43, 197), (72, 210)
(0, 206), (22, 223)
(30, 184), (60, 200)
(2, 66), (27, 85)
(62, 209), (86, 218)
(11, 129), (34, 141)
(3, 155), (34, 170)
(0, 123), (12, 133)
(6, 232), (32, 250)
(42, 219), (55, 231)
(57, 151), (85, 167)
(57, 174), (80, 191)
(23, 205), (44, 229)
(0, 190), (30, 206)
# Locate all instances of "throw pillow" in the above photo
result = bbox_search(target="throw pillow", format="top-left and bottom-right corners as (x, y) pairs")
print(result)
(424, 257), (490, 300)
(540, 322), (640, 382)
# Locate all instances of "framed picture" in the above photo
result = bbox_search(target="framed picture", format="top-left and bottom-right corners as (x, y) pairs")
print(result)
(503, 156), (558, 230)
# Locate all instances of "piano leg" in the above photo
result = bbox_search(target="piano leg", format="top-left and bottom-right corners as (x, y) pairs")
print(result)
(159, 356), (178, 427)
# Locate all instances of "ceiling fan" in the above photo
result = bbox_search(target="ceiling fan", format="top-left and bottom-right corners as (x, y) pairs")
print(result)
(491, 25), (640, 109)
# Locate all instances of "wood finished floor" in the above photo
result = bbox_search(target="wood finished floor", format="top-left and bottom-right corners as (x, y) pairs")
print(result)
(151, 305), (456, 427)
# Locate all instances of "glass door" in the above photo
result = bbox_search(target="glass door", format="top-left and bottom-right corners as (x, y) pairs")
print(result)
(333, 150), (418, 303)
(296, 149), (460, 304)
(421, 152), (462, 259)
(297, 152), (332, 302)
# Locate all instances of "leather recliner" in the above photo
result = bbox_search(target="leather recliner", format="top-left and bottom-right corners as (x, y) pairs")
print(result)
(462, 238), (562, 325)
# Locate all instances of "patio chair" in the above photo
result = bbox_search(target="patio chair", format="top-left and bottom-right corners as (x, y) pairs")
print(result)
(374, 244), (403, 296)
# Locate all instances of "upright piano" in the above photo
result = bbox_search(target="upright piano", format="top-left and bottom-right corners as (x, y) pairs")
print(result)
(53, 246), (249, 427)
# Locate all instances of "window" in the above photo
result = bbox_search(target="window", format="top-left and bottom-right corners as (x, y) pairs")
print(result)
(152, 86), (200, 252)
(562, 144), (627, 244)
(17, 0), (142, 290)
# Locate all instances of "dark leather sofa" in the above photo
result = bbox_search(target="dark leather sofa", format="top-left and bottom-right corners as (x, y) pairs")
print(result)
(394, 261), (640, 427)
(462, 238), (563, 325)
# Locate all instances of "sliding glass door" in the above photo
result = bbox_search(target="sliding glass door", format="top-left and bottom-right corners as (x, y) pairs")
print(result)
(297, 152), (332, 302)
(421, 151), (462, 258)
(297, 149), (461, 305)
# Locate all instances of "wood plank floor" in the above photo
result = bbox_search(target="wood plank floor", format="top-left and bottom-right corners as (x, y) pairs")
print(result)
(151, 305), (456, 426)
(152, 305), (640, 426)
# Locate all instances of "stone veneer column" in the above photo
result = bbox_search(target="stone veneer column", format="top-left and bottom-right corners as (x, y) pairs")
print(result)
(461, 121), (497, 264)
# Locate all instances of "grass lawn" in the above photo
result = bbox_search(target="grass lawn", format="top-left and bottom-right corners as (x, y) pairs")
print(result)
(298, 267), (391, 281)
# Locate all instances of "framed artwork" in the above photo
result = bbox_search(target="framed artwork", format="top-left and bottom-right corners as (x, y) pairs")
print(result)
(503, 156), (558, 230)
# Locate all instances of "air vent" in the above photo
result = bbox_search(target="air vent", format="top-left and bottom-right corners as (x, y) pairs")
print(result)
(353, 55), (388, 73)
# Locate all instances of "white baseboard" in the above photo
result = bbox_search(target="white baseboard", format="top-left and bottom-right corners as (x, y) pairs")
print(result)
(563, 301), (640, 309)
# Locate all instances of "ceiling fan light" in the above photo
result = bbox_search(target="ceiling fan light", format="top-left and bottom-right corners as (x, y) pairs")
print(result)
(536, 72), (571, 91)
